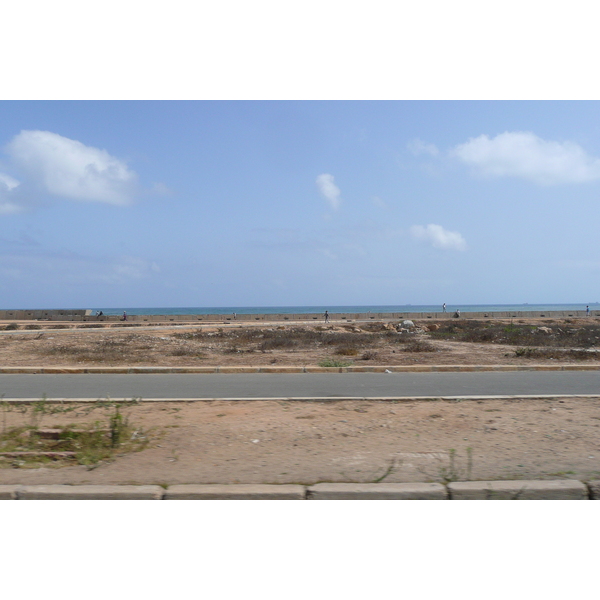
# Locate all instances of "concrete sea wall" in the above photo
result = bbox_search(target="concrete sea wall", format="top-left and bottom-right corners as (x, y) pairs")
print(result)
(0, 309), (598, 322)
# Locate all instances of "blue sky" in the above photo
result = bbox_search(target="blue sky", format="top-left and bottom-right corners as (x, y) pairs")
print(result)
(2, 100), (600, 309)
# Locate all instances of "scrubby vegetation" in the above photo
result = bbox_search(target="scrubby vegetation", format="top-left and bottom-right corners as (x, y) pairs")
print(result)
(0, 400), (153, 468)
(429, 320), (600, 349)
(16, 318), (600, 366)
(514, 347), (597, 360)
(40, 335), (154, 363)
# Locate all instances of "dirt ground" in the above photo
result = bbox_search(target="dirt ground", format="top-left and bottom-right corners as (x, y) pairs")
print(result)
(1, 397), (599, 486)
(1, 317), (599, 368)
(1, 317), (600, 485)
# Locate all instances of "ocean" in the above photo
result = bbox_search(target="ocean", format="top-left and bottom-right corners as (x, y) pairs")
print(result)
(94, 303), (599, 316)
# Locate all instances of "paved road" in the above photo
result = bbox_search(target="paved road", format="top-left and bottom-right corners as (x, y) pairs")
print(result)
(2, 371), (600, 399)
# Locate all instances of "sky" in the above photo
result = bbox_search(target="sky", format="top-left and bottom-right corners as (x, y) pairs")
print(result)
(2, 100), (600, 309)
(1, 3), (599, 310)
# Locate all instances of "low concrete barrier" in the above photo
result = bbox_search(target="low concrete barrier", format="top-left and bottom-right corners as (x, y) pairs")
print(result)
(1, 480), (595, 499)
(0, 485), (21, 499)
(164, 484), (306, 500)
(448, 480), (588, 500)
(307, 483), (447, 500)
(586, 480), (600, 499)
(16, 484), (164, 500)
(2, 309), (598, 322)
(2, 364), (600, 375)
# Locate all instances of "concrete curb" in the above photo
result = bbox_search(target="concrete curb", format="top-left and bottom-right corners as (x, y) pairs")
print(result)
(0, 485), (21, 499)
(1, 364), (600, 374)
(164, 484), (306, 500)
(15, 484), (164, 500)
(587, 480), (600, 499)
(448, 480), (589, 500)
(1, 480), (598, 499)
(307, 483), (447, 500)
(2, 394), (600, 404)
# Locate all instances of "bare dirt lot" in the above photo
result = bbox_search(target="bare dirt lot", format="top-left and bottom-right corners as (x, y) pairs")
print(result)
(2, 316), (600, 368)
(1, 397), (599, 486)
(1, 317), (600, 485)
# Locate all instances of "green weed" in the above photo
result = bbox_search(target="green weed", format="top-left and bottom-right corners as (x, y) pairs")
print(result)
(318, 359), (353, 368)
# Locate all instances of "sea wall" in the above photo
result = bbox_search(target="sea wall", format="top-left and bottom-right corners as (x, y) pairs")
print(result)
(1, 309), (598, 322)
(0, 310), (91, 320)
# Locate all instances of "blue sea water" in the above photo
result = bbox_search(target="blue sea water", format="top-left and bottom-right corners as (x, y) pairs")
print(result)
(95, 303), (600, 316)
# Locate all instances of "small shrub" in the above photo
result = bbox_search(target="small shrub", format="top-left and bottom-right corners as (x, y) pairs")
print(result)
(170, 349), (207, 358)
(259, 337), (297, 351)
(335, 345), (358, 356)
(361, 351), (378, 361)
(318, 359), (353, 367)
(5, 323), (19, 330)
(404, 340), (436, 352)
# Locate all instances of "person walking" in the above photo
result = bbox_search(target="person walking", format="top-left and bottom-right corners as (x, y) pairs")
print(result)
(442, 303), (446, 313)
(324, 310), (329, 323)
(586, 305), (590, 317)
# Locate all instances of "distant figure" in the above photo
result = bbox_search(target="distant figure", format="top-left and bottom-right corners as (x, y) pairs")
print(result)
(233, 313), (236, 320)
(453, 309), (460, 318)
(442, 303), (447, 313)
(586, 305), (590, 316)
(324, 310), (329, 323)
(122, 311), (127, 321)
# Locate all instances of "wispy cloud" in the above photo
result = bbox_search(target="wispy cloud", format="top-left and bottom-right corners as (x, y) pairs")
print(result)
(4, 130), (138, 207)
(0, 172), (22, 214)
(410, 223), (467, 251)
(407, 138), (439, 157)
(371, 195), (387, 208)
(0, 252), (160, 285)
(450, 131), (600, 185)
(316, 173), (341, 210)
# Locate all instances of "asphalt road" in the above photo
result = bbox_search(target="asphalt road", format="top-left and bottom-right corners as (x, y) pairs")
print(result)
(2, 371), (600, 399)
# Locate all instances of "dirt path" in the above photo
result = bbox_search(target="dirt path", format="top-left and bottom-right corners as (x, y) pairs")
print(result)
(1, 397), (599, 485)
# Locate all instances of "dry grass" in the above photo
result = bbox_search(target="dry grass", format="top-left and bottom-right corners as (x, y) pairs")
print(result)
(514, 347), (598, 360)
(4, 318), (600, 368)
(404, 340), (437, 353)
(430, 320), (600, 348)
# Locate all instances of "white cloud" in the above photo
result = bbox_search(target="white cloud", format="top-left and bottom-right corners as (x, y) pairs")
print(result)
(450, 131), (600, 185)
(0, 172), (22, 214)
(316, 173), (341, 210)
(0, 172), (19, 190)
(5, 130), (138, 205)
(407, 138), (439, 157)
(410, 223), (467, 251)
